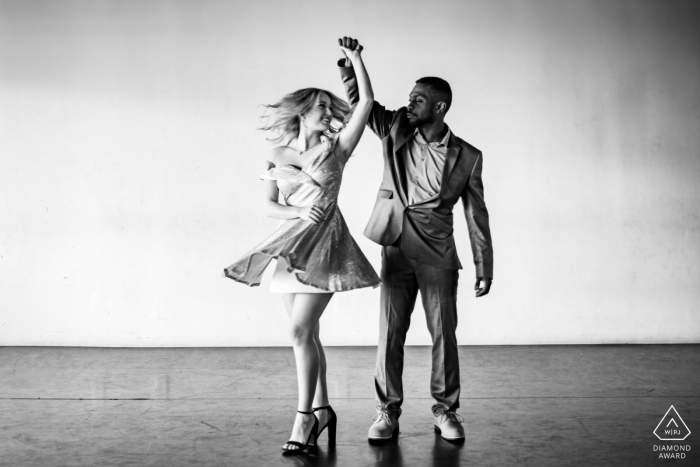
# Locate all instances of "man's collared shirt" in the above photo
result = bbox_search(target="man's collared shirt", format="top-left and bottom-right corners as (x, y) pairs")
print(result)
(404, 126), (452, 205)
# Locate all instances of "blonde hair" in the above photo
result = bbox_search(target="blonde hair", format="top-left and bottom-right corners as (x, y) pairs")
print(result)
(259, 88), (351, 144)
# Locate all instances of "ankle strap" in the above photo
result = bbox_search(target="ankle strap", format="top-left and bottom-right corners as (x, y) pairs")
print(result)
(312, 405), (331, 412)
(297, 410), (313, 414)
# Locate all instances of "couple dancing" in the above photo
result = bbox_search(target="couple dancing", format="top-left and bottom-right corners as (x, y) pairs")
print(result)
(224, 37), (493, 452)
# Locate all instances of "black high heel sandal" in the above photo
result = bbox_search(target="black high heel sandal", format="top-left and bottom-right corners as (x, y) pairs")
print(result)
(282, 410), (319, 454)
(313, 405), (337, 445)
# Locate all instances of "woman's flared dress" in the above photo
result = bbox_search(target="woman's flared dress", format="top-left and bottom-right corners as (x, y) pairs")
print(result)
(223, 136), (380, 292)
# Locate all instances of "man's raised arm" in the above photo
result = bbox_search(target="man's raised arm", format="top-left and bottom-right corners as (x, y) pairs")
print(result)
(337, 37), (395, 139)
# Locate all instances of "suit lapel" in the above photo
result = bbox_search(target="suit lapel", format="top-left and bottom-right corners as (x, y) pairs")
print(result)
(391, 127), (413, 206)
(394, 126), (413, 152)
(440, 133), (462, 193)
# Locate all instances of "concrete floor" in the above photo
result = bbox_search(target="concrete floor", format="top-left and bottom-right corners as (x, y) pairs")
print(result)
(0, 345), (698, 466)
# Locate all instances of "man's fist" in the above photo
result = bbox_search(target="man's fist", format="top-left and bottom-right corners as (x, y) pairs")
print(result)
(474, 277), (492, 297)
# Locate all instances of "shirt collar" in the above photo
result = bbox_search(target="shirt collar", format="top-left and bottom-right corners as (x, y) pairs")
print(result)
(413, 126), (452, 147)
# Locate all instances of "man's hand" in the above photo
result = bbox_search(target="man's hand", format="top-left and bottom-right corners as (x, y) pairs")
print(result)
(474, 277), (492, 297)
(338, 36), (363, 66)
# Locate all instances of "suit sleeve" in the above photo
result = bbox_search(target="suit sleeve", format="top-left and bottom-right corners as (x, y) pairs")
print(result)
(462, 152), (494, 279)
(338, 59), (395, 139)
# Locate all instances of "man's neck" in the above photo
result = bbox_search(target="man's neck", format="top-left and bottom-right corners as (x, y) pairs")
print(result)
(418, 120), (448, 143)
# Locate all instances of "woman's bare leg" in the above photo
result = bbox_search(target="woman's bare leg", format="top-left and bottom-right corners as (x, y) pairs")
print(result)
(282, 295), (331, 435)
(312, 322), (331, 428)
(281, 293), (295, 315)
(283, 295), (329, 408)
(283, 293), (333, 450)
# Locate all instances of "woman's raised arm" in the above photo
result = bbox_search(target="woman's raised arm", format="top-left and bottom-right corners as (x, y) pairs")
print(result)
(336, 37), (373, 160)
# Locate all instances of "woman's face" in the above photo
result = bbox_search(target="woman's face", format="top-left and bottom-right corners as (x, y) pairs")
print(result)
(302, 92), (333, 132)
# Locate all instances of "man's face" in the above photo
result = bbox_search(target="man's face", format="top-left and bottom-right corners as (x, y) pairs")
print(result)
(406, 83), (437, 127)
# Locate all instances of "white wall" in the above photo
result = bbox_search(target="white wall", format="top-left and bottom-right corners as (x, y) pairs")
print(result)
(1, 0), (699, 346)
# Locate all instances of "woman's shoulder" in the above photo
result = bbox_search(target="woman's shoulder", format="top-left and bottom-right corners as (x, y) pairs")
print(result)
(267, 145), (297, 166)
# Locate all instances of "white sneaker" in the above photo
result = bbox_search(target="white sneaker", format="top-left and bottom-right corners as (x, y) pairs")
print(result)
(433, 410), (465, 442)
(368, 412), (399, 440)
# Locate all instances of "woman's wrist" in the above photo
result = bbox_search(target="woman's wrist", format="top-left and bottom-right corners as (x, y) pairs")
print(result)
(346, 52), (362, 64)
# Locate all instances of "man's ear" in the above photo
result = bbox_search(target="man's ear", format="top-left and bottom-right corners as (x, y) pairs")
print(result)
(436, 101), (447, 114)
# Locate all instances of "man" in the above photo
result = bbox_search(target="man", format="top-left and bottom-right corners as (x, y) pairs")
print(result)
(337, 37), (494, 443)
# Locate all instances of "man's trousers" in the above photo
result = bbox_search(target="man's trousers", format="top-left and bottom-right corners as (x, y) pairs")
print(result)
(374, 243), (461, 417)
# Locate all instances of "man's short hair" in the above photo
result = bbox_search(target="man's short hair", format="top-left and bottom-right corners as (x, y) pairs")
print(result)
(416, 77), (452, 112)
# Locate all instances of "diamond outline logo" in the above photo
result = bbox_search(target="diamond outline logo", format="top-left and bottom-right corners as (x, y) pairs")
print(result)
(653, 405), (691, 441)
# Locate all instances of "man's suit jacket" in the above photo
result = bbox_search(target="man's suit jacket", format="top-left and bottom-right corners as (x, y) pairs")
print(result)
(339, 63), (493, 278)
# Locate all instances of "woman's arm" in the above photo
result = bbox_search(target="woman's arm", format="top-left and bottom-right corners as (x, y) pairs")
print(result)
(262, 152), (325, 224)
(336, 37), (374, 160)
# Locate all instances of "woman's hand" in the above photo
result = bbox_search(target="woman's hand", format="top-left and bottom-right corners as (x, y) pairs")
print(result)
(338, 36), (363, 66)
(298, 206), (325, 224)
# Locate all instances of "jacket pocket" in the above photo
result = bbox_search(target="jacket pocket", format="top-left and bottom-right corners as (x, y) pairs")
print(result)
(377, 189), (393, 199)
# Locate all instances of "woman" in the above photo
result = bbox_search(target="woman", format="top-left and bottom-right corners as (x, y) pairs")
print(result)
(223, 38), (377, 452)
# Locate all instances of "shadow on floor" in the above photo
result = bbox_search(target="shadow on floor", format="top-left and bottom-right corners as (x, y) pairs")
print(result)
(278, 431), (465, 467)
